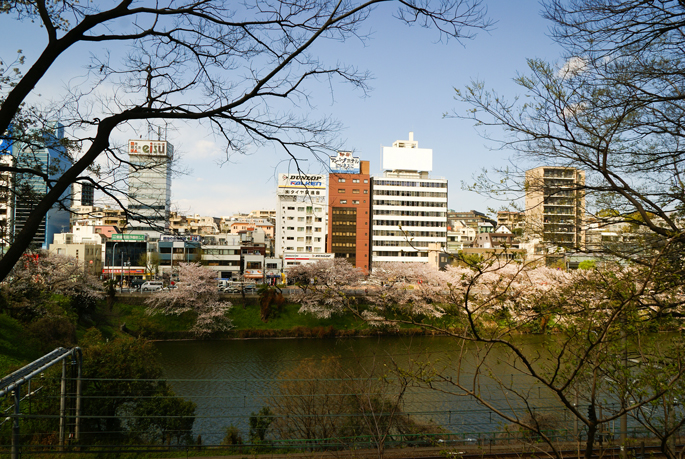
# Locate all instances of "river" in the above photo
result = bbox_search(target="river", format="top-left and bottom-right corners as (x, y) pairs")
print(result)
(154, 335), (585, 445)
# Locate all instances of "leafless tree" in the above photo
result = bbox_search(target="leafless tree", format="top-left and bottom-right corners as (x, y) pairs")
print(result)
(0, 0), (491, 280)
(453, 0), (685, 267)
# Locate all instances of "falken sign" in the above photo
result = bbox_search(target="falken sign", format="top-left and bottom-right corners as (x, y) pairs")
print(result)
(278, 174), (326, 189)
(329, 151), (360, 174)
(128, 140), (172, 157)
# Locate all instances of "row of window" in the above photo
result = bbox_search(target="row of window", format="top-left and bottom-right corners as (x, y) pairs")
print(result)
(285, 236), (323, 242)
(373, 190), (447, 198)
(284, 206), (323, 213)
(284, 226), (323, 232)
(373, 180), (447, 188)
(338, 178), (368, 183)
(339, 200), (364, 205)
(374, 200), (446, 208)
(373, 230), (447, 238)
(373, 210), (446, 217)
(284, 247), (323, 252)
(202, 249), (239, 255)
(331, 232), (356, 236)
(373, 220), (446, 227)
(374, 240), (435, 247)
(337, 189), (369, 194)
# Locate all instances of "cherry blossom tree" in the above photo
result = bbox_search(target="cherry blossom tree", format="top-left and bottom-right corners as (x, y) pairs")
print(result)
(289, 258), (365, 318)
(294, 257), (685, 459)
(146, 262), (232, 335)
(1, 250), (103, 320)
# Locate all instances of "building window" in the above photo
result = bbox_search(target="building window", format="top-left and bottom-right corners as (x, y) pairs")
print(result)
(353, 200), (359, 204)
(364, 189), (368, 194)
(298, 207), (305, 212)
(298, 227), (304, 231)
(352, 189), (360, 194)
(298, 217), (304, 221)
(353, 179), (360, 183)
(363, 179), (368, 183)
(340, 200), (347, 204)
(338, 189), (346, 193)
(339, 178), (346, 183)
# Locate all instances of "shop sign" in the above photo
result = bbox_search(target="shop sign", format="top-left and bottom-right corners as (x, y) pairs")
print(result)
(111, 233), (146, 242)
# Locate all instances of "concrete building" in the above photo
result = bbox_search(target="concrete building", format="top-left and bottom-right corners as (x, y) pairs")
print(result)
(168, 212), (220, 235)
(447, 209), (496, 230)
(446, 220), (476, 253)
(248, 209), (276, 223)
(127, 139), (173, 239)
(275, 173), (327, 257)
(524, 166), (586, 254)
(327, 154), (372, 273)
(371, 133), (447, 264)
(49, 233), (103, 276)
(201, 233), (242, 279)
(497, 211), (524, 233)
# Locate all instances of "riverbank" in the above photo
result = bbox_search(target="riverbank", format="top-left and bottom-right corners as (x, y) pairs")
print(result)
(0, 295), (438, 373)
(113, 295), (442, 340)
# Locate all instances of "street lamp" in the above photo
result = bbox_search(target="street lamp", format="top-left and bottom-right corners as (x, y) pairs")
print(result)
(111, 242), (118, 281)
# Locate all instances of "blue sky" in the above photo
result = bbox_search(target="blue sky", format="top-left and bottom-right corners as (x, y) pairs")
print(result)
(2, 0), (564, 218)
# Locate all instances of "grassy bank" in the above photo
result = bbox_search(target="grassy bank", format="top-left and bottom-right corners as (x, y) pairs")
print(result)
(0, 293), (438, 373)
(113, 296), (437, 340)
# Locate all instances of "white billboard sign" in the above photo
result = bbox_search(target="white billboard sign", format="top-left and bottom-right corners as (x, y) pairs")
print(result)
(382, 146), (433, 172)
(128, 140), (172, 157)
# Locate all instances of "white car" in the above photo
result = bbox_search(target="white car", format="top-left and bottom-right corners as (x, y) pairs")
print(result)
(141, 281), (164, 292)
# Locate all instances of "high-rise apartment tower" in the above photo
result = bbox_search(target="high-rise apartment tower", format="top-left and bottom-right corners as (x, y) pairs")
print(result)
(524, 166), (585, 250)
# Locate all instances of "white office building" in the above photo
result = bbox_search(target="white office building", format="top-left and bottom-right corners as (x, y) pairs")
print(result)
(372, 132), (448, 264)
(127, 139), (172, 240)
(275, 174), (327, 258)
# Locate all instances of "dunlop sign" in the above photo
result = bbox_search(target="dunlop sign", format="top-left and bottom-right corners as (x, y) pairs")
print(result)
(129, 140), (171, 156)
(278, 174), (326, 189)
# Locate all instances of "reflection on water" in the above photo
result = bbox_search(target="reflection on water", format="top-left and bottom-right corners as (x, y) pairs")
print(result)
(155, 336), (571, 445)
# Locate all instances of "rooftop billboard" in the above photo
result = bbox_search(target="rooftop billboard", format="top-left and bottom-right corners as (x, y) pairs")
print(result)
(128, 140), (173, 157)
(278, 174), (326, 189)
(329, 151), (360, 174)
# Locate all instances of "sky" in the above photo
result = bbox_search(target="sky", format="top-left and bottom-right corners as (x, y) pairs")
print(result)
(2, 0), (566, 218)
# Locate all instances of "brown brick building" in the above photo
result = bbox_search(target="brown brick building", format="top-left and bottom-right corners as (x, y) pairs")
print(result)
(327, 160), (372, 273)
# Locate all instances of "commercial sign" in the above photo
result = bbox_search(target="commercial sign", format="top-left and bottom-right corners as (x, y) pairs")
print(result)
(128, 139), (172, 157)
(278, 174), (326, 189)
(329, 151), (360, 174)
(111, 233), (146, 242)
(284, 253), (334, 260)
